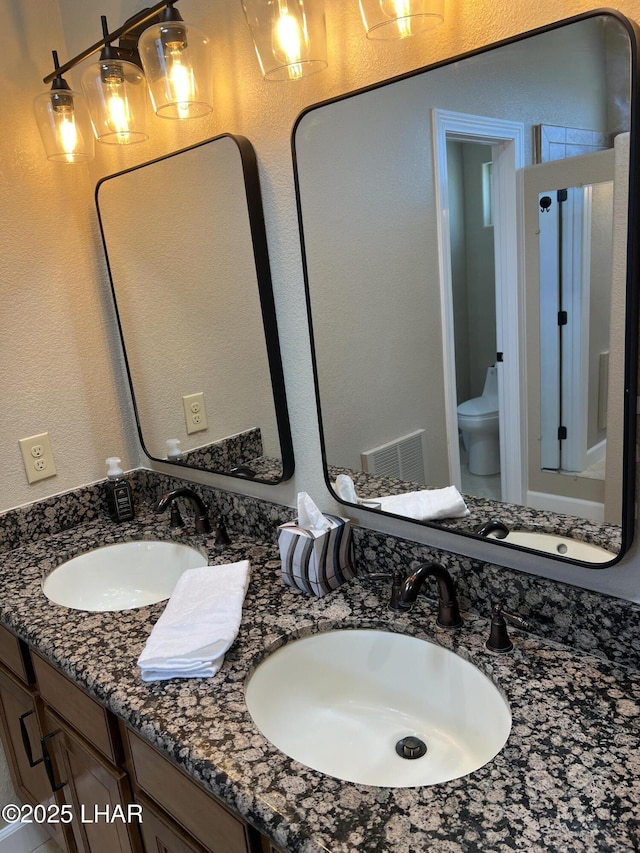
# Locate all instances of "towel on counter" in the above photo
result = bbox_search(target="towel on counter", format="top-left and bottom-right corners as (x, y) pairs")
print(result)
(137, 560), (250, 683)
(376, 487), (469, 521)
(333, 475), (469, 521)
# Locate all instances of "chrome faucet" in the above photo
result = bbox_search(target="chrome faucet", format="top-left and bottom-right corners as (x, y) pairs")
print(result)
(390, 562), (463, 629)
(155, 488), (230, 545)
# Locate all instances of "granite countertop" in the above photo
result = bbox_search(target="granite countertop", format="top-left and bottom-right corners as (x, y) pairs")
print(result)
(1, 511), (639, 852)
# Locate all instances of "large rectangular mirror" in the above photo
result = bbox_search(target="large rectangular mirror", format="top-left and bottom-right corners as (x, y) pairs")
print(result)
(294, 11), (638, 565)
(97, 134), (293, 484)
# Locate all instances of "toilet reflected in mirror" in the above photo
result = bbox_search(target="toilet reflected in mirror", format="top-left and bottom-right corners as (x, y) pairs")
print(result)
(457, 365), (500, 487)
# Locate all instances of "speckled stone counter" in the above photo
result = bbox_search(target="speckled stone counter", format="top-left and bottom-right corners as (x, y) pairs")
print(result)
(0, 509), (639, 853)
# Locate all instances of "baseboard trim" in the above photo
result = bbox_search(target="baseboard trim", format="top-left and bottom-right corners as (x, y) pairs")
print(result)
(0, 820), (50, 852)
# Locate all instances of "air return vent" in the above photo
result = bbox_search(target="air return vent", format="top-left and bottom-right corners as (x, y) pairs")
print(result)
(360, 430), (427, 484)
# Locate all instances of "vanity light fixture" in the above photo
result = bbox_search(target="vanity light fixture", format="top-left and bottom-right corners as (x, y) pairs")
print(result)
(138, 3), (213, 119)
(35, 0), (212, 163)
(33, 51), (95, 163)
(241, 0), (328, 81)
(81, 17), (148, 145)
(359, 0), (444, 39)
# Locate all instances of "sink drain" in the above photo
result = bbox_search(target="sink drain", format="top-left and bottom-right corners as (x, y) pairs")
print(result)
(395, 736), (427, 759)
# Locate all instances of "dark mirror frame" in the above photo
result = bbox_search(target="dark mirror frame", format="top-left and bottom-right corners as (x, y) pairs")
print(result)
(293, 9), (639, 568)
(97, 133), (294, 484)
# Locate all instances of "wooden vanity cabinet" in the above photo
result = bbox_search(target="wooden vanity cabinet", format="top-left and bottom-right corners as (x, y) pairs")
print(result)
(0, 626), (279, 853)
(0, 626), (70, 850)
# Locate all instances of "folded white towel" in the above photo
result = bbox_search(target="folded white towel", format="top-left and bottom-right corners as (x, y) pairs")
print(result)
(137, 560), (250, 683)
(377, 487), (469, 521)
(333, 475), (469, 521)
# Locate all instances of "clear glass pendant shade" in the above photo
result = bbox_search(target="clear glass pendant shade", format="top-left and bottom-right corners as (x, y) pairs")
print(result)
(138, 15), (213, 118)
(81, 58), (148, 144)
(33, 84), (94, 163)
(359, 0), (444, 39)
(242, 0), (327, 81)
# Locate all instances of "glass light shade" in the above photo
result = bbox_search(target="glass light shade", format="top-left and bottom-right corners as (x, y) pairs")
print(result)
(242, 0), (327, 81)
(359, 0), (444, 39)
(138, 19), (213, 119)
(81, 58), (148, 144)
(33, 86), (95, 163)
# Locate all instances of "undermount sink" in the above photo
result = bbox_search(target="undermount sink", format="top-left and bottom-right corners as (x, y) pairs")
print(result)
(245, 629), (511, 787)
(491, 530), (614, 563)
(42, 540), (207, 612)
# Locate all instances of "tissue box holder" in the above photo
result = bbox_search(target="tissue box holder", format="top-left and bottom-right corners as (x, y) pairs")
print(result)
(278, 514), (356, 597)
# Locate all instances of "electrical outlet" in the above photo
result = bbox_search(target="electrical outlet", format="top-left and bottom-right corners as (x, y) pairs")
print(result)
(19, 432), (57, 484)
(182, 392), (208, 435)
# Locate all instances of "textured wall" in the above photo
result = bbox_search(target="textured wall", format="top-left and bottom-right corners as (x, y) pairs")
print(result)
(0, 1), (138, 512)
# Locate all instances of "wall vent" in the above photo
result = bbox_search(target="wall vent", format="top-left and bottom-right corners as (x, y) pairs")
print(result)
(360, 430), (427, 484)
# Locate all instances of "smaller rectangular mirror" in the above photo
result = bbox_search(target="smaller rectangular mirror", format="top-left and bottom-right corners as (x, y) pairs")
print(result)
(97, 134), (293, 484)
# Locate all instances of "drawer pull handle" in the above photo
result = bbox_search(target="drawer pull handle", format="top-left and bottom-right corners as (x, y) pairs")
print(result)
(41, 731), (67, 792)
(18, 711), (43, 768)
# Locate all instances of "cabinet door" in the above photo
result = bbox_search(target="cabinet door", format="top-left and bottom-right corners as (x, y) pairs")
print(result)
(126, 728), (249, 853)
(136, 792), (208, 853)
(0, 666), (71, 850)
(44, 709), (140, 853)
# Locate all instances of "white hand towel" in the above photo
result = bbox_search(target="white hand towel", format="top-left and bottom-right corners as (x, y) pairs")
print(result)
(137, 560), (250, 683)
(333, 474), (360, 503)
(333, 475), (469, 521)
(378, 486), (469, 521)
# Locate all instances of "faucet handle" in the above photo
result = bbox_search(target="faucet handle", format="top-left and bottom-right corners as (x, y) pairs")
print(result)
(486, 604), (531, 653)
(214, 520), (231, 548)
(366, 571), (404, 611)
(500, 609), (531, 632)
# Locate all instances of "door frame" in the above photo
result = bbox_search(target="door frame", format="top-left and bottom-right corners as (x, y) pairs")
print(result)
(432, 108), (526, 504)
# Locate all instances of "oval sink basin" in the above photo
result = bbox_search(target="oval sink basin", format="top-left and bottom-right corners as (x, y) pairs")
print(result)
(245, 629), (511, 787)
(491, 530), (614, 563)
(42, 540), (207, 612)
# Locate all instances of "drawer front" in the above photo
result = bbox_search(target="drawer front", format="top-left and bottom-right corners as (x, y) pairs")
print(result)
(32, 653), (117, 763)
(0, 624), (29, 684)
(126, 729), (248, 853)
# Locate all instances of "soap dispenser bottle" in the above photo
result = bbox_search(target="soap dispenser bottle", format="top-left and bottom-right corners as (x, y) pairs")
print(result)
(105, 457), (135, 522)
(165, 438), (184, 461)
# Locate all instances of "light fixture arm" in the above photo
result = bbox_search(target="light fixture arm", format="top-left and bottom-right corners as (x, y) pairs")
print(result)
(42, 0), (181, 84)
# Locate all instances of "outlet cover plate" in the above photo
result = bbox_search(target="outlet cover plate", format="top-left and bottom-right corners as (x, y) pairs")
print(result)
(19, 432), (57, 484)
(182, 393), (208, 435)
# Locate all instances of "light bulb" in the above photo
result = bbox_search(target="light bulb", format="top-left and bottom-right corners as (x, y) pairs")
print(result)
(34, 78), (94, 163)
(51, 91), (79, 158)
(164, 47), (196, 118)
(272, 3), (308, 80)
(57, 112), (79, 161)
(242, 0), (327, 81)
(380, 0), (413, 37)
(35, 49), (94, 162)
(82, 56), (147, 144)
(102, 65), (131, 136)
(138, 12), (213, 119)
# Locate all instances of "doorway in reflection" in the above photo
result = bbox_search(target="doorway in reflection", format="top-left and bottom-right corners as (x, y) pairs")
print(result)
(447, 139), (501, 502)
